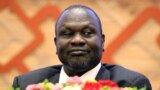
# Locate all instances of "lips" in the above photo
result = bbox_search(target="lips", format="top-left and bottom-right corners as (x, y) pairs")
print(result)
(68, 49), (89, 56)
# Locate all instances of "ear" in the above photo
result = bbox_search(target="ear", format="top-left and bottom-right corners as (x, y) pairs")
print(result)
(102, 34), (105, 51)
(54, 37), (57, 45)
(54, 37), (58, 54)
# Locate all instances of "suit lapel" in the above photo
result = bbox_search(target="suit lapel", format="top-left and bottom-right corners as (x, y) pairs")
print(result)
(47, 64), (110, 83)
(47, 65), (62, 84)
(49, 73), (60, 83)
(95, 64), (110, 80)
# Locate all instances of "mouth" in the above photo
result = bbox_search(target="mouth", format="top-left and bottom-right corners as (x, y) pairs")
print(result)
(68, 49), (89, 56)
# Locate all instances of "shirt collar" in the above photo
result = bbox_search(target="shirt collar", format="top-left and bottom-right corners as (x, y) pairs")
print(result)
(59, 63), (101, 84)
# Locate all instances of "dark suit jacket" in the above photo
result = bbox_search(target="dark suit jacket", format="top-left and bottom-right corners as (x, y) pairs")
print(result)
(13, 64), (152, 90)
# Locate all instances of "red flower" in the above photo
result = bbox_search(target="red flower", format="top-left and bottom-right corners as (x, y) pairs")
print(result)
(98, 80), (118, 87)
(82, 81), (101, 90)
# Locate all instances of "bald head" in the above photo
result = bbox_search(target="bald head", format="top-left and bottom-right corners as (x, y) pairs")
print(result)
(55, 5), (102, 35)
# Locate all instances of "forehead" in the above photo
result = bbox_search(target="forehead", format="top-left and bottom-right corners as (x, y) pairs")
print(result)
(56, 8), (100, 30)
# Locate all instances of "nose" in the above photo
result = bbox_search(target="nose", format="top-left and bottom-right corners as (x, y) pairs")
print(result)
(70, 33), (85, 46)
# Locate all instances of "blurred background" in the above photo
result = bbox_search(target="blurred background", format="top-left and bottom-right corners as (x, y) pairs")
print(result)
(0, 0), (160, 89)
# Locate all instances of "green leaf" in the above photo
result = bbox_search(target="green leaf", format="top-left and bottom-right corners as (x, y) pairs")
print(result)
(8, 87), (21, 90)
(15, 88), (21, 90)
(139, 86), (147, 90)
(101, 86), (109, 90)
(43, 79), (49, 84)
(8, 87), (14, 90)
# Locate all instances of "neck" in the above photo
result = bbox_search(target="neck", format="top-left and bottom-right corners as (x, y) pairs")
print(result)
(63, 63), (99, 77)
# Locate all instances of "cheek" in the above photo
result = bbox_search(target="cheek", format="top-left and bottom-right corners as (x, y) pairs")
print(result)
(56, 39), (69, 51)
(88, 37), (102, 49)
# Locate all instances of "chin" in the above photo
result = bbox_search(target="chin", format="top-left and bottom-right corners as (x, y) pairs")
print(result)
(60, 54), (101, 70)
(69, 59), (98, 70)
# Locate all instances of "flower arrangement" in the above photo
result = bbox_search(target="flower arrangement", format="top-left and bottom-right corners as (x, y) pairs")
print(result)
(13, 76), (146, 90)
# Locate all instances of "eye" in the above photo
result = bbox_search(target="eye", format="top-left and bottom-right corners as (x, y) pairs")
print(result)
(84, 31), (92, 35)
(60, 29), (73, 37)
(82, 28), (94, 37)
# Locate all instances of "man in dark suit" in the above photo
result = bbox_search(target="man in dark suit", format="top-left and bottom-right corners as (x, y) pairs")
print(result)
(13, 4), (152, 90)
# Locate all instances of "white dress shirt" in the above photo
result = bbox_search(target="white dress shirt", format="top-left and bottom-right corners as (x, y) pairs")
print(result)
(59, 63), (101, 84)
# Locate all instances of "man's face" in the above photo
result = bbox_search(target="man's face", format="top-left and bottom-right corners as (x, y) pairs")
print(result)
(55, 8), (104, 71)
